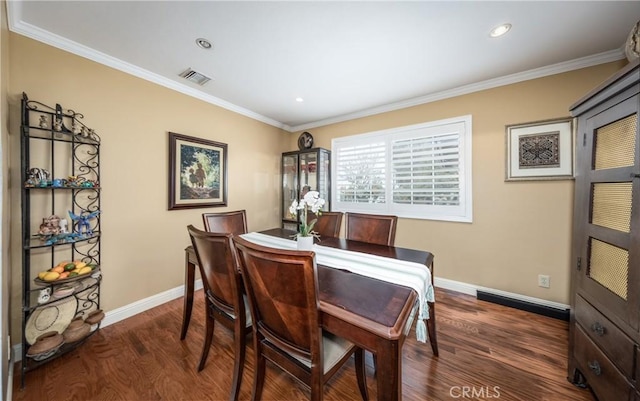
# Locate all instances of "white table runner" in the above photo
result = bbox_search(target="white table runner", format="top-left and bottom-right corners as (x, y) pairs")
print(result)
(240, 232), (434, 343)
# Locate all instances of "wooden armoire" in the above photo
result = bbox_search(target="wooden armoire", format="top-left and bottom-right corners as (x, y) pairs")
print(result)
(568, 59), (640, 400)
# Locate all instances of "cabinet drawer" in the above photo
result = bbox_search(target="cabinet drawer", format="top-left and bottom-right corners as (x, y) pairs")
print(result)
(575, 295), (635, 378)
(574, 325), (631, 401)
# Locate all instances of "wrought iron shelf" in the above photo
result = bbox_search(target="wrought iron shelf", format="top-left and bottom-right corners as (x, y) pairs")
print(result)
(25, 232), (101, 250)
(20, 92), (102, 388)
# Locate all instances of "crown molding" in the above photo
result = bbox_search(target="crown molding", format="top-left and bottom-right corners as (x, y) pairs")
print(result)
(289, 49), (626, 132)
(8, 2), (626, 134)
(7, 4), (286, 130)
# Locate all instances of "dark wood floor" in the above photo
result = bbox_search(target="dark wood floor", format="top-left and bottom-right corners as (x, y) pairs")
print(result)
(13, 288), (594, 401)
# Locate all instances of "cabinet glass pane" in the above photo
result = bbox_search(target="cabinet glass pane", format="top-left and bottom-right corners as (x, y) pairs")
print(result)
(300, 152), (318, 194)
(594, 114), (637, 170)
(318, 151), (330, 211)
(282, 154), (298, 220)
(591, 182), (632, 232)
(589, 238), (628, 300)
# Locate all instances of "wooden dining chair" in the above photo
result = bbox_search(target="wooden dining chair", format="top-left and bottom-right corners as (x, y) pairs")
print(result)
(186, 225), (251, 401)
(202, 210), (248, 234)
(308, 211), (343, 238)
(344, 212), (439, 357)
(232, 236), (369, 401)
(344, 212), (397, 246)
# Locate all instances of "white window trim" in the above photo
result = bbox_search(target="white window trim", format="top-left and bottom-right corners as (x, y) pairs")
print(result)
(331, 115), (473, 223)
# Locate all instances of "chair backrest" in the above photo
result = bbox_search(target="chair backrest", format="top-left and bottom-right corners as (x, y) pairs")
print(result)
(202, 210), (248, 234)
(187, 224), (243, 317)
(309, 211), (343, 238)
(345, 212), (398, 246)
(232, 236), (320, 360)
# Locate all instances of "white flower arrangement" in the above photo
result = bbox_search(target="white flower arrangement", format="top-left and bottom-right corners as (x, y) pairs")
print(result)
(289, 190), (326, 237)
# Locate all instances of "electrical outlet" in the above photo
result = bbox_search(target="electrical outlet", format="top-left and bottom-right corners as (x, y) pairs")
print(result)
(538, 274), (550, 288)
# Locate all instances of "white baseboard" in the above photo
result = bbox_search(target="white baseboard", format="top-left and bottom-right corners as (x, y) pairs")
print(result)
(433, 277), (478, 296)
(101, 279), (204, 328)
(12, 279), (204, 363)
(13, 276), (568, 363)
(6, 351), (13, 401)
(434, 276), (570, 310)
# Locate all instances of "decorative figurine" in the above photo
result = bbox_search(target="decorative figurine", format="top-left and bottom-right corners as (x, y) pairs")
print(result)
(53, 118), (63, 132)
(28, 167), (50, 184)
(24, 177), (38, 187)
(38, 215), (63, 236)
(58, 218), (68, 234)
(71, 120), (81, 135)
(52, 178), (66, 187)
(38, 115), (48, 129)
(68, 210), (100, 236)
(37, 288), (51, 304)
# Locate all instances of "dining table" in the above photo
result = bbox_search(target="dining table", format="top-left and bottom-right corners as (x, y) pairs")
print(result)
(181, 228), (436, 401)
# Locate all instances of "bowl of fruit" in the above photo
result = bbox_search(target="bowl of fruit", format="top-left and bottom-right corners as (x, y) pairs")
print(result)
(35, 260), (99, 286)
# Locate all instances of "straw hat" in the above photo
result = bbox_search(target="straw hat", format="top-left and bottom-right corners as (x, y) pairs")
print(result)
(25, 297), (77, 345)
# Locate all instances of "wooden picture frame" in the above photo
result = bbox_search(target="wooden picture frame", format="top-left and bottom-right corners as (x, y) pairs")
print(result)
(168, 132), (228, 210)
(505, 117), (574, 181)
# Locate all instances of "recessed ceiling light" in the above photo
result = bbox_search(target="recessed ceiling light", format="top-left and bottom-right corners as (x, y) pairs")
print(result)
(489, 23), (512, 38)
(296, 97), (304, 102)
(195, 38), (212, 50)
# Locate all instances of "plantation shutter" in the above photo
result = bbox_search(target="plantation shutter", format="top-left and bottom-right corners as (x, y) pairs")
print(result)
(392, 132), (460, 206)
(335, 141), (387, 204)
(332, 115), (472, 222)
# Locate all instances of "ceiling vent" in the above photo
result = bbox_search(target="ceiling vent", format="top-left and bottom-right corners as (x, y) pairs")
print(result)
(179, 68), (211, 86)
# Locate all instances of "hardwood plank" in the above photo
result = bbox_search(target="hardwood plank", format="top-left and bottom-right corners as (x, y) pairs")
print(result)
(13, 288), (595, 401)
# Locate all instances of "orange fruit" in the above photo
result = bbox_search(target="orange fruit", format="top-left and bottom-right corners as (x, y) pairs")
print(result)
(51, 265), (64, 274)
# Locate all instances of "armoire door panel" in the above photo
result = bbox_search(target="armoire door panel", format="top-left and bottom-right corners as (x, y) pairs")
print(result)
(569, 60), (639, 395)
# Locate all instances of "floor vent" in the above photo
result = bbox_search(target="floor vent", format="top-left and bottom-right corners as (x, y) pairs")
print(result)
(476, 291), (570, 321)
(179, 68), (211, 86)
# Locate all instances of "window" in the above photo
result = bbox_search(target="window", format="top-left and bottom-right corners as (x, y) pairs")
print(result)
(332, 115), (472, 222)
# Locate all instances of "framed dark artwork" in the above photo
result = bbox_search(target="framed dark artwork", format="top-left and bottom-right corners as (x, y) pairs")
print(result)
(168, 132), (228, 210)
(505, 117), (574, 181)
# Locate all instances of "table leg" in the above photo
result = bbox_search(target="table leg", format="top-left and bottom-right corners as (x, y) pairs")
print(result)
(376, 339), (402, 401)
(427, 301), (438, 356)
(180, 252), (196, 340)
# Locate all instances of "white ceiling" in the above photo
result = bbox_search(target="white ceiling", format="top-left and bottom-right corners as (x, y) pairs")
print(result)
(7, 1), (640, 132)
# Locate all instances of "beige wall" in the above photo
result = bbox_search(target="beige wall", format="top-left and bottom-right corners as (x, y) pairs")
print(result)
(300, 61), (627, 305)
(7, 34), (289, 342)
(5, 30), (630, 345)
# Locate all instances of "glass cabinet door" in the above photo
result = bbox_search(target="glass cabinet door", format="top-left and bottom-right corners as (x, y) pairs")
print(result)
(281, 148), (331, 229)
(282, 154), (299, 229)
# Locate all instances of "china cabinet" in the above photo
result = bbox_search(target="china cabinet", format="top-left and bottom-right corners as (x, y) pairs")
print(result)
(281, 148), (331, 230)
(567, 60), (639, 400)
(20, 93), (103, 387)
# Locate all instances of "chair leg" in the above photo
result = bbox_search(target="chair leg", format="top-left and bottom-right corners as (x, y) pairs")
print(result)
(310, 367), (323, 401)
(251, 340), (266, 401)
(198, 305), (215, 372)
(427, 301), (438, 357)
(355, 348), (369, 401)
(228, 324), (247, 401)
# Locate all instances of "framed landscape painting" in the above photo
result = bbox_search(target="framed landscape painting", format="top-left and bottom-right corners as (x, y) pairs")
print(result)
(505, 117), (574, 181)
(168, 132), (228, 210)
